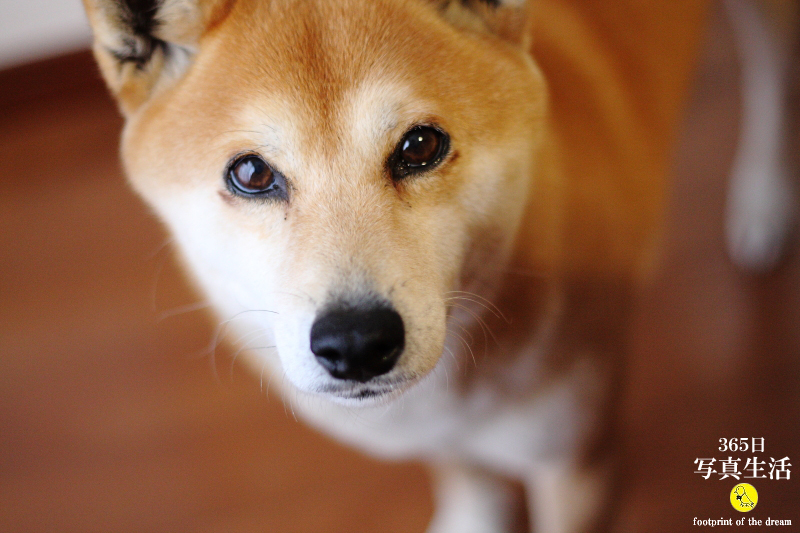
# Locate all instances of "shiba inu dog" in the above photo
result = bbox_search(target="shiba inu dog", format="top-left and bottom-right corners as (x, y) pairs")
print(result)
(82, 0), (794, 531)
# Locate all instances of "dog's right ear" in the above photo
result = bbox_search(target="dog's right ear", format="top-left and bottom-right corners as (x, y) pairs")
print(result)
(83, 0), (234, 115)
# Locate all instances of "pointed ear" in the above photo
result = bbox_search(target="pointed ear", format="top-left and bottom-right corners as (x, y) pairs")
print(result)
(437, 0), (533, 48)
(82, 0), (233, 115)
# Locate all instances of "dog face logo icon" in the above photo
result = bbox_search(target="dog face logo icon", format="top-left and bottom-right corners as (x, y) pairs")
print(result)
(730, 483), (758, 512)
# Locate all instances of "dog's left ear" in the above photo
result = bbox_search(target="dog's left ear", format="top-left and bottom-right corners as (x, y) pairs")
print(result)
(83, 0), (233, 115)
(436, 0), (533, 48)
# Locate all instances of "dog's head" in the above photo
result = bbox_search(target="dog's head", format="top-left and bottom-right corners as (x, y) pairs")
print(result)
(85, 0), (547, 404)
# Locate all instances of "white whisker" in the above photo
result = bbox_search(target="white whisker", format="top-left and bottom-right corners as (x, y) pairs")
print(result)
(447, 301), (499, 347)
(156, 300), (212, 321)
(445, 291), (509, 323)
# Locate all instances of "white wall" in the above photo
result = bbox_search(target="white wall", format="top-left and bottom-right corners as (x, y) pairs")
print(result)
(0, 0), (92, 69)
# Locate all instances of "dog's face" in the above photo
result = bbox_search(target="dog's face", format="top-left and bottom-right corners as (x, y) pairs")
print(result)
(86, 0), (546, 404)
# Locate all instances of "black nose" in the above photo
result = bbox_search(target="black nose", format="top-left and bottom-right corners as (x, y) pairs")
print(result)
(310, 305), (405, 382)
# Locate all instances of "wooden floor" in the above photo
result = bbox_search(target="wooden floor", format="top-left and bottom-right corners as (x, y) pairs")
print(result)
(1, 10), (797, 533)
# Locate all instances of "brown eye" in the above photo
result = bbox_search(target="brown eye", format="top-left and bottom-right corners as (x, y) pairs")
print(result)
(227, 155), (287, 199)
(401, 127), (443, 166)
(391, 126), (449, 179)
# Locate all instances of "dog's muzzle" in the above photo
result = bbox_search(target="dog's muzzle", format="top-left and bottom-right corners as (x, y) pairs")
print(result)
(310, 304), (404, 383)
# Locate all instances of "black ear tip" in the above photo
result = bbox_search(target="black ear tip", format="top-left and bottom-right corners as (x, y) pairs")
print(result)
(104, 0), (164, 66)
(121, 0), (162, 35)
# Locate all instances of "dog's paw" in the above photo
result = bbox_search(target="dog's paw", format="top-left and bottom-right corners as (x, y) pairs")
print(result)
(426, 513), (512, 533)
(725, 163), (797, 272)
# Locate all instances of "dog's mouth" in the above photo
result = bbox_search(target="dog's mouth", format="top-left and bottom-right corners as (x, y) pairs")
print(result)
(313, 374), (415, 405)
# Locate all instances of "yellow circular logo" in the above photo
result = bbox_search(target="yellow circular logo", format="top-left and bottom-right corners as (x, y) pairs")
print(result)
(730, 483), (758, 512)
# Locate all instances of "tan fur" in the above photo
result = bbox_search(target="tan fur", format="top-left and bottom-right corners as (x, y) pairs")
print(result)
(84, 1), (711, 531)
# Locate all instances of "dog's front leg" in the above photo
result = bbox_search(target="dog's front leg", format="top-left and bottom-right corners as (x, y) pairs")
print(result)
(525, 460), (612, 533)
(427, 461), (518, 533)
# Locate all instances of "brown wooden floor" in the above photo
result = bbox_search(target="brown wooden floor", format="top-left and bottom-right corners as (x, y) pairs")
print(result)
(1, 9), (797, 533)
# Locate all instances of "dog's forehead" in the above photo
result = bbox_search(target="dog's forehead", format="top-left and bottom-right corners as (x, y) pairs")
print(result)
(203, 0), (462, 142)
(232, 0), (447, 83)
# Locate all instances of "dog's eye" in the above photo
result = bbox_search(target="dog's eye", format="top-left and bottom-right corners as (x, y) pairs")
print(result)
(400, 127), (444, 166)
(390, 126), (449, 179)
(229, 155), (273, 192)
(227, 155), (287, 199)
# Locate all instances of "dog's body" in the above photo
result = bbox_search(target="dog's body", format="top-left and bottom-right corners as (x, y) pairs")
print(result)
(82, 1), (793, 531)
